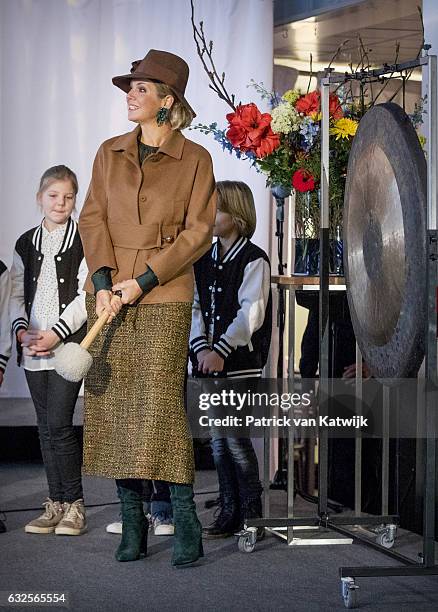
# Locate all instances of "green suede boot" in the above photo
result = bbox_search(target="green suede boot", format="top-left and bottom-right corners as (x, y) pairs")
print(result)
(169, 483), (204, 567)
(115, 485), (148, 562)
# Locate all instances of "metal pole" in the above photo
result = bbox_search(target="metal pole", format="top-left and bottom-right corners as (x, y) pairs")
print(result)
(423, 52), (438, 568)
(318, 77), (331, 517)
(382, 385), (390, 515)
(354, 343), (362, 517)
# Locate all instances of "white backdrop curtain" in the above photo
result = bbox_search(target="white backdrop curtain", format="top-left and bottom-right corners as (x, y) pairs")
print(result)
(0, 0), (274, 397)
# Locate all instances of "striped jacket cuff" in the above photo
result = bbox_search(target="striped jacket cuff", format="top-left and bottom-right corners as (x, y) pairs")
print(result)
(190, 336), (210, 355)
(0, 354), (9, 372)
(12, 318), (28, 335)
(52, 318), (72, 341)
(213, 336), (234, 360)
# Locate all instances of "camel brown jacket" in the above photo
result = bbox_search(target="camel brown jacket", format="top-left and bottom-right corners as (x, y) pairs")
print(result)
(79, 125), (216, 304)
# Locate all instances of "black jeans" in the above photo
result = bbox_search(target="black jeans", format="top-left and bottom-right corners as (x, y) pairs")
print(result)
(116, 479), (171, 504)
(25, 369), (83, 503)
(210, 437), (262, 510)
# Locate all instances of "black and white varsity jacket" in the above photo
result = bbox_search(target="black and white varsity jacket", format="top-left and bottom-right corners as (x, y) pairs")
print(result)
(0, 261), (12, 373)
(10, 218), (87, 365)
(190, 236), (272, 378)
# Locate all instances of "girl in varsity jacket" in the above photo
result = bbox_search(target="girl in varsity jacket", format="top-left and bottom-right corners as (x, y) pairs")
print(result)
(9, 165), (88, 536)
(190, 180), (272, 539)
(0, 261), (12, 386)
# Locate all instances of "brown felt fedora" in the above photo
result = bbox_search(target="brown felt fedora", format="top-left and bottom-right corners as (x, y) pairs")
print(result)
(112, 49), (196, 118)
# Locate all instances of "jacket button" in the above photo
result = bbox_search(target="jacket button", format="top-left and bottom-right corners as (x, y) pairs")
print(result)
(216, 315), (220, 320)
(61, 303), (66, 309)
(217, 287), (222, 292)
(140, 195), (146, 201)
(60, 278), (65, 283)
(209, 286), (212, 290)
(218, 265), (223, 270)
(57, 256), (62, 261)
(164, 236), (173, 243)
(213, 372), (219, 377)
(37, 256), (42, 261)
(33, 277), (36, 281)
(205, 311), (209, 316)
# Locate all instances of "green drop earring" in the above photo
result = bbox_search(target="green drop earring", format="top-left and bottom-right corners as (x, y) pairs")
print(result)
(156, 107), (170, 126)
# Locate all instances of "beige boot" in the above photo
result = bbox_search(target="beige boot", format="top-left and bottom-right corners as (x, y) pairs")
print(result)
(24, 498), (64, 534)
(55, 499), (87, 536)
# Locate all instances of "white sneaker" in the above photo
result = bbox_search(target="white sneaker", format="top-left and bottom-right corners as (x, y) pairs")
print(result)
(106, 512), (150, 535)
(152, 514), (174, 536)
(106, 521), (122, 534)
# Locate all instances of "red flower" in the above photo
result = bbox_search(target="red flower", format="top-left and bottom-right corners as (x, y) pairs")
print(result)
(292, 169), (316, 192)
(294, 91), (343, 119)
(295, 91), (320, 116)
(226, 103), (280, 158)
(329, 93), (343, 120)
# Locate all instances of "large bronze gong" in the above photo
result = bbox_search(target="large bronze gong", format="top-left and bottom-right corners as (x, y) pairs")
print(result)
(344, 102), (427, 379)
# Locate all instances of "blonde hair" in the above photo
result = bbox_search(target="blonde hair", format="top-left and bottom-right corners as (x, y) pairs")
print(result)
(38, 165), (78, 197)
(216, 181), (257, 238)
(154, 82), (194, 130)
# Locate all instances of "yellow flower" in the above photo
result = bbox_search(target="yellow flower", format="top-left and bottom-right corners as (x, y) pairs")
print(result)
(330, 117), (358, 140)
(282, 89), (301, 105)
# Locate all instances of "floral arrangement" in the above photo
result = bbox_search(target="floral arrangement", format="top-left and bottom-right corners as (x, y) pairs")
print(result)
(194, 83), (359, 237)
(190, 0), (425, 240)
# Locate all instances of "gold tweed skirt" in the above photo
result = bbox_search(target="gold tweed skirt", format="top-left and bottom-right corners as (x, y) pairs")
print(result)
(83, 296), (194, 484)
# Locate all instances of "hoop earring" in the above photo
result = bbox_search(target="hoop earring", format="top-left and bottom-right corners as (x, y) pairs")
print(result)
(156, 107), (170, 126)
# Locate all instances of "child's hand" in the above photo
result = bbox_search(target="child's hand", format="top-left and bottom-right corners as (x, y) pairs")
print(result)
(199, 350), (225, 375)
(26, 330), (60, 357)
(112, 280), (143, 305)
(342, 362), (371, 380)
(19, 329), (41, 357)
(197, 349), (212, 373)
(19, 329), (43, 349)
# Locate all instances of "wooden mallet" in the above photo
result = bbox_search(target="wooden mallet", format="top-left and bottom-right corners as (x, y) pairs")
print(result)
(55, 311), (110, 382)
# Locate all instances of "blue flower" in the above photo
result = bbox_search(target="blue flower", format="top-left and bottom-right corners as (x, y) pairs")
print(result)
(299, 118), (319, 151)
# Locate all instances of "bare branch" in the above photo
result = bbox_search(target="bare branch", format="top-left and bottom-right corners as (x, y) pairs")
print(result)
(326, 39), (350, 74)
(372, 41), (400, 104)
(358, 36), (373, 102)
(386, 8), (424, 104)
(190, 0), (236, 111)
(306, 53), (313, 94)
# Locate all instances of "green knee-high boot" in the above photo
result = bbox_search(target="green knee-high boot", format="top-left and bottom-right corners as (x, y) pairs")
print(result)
(169, 483), (204, 567)
(115, 485), (148, 562)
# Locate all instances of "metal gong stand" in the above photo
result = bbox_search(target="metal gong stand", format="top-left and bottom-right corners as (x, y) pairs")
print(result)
(237, 48), (438, 608)
(317, 50), (438, 608)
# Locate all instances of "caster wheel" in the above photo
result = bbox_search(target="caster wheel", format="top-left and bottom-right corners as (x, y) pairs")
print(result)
(341, 578), (358, 609)
(238, 535), (256, 553)
(376, 531), (394, 549)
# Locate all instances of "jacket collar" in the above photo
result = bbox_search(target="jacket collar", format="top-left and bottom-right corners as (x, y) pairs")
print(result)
(32, 217), (77, 254)
(110, 125), (185, 160)
(212, 236), (248, 263)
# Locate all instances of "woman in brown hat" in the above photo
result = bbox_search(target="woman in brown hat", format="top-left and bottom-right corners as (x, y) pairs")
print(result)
(78, 49), (216, 566)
